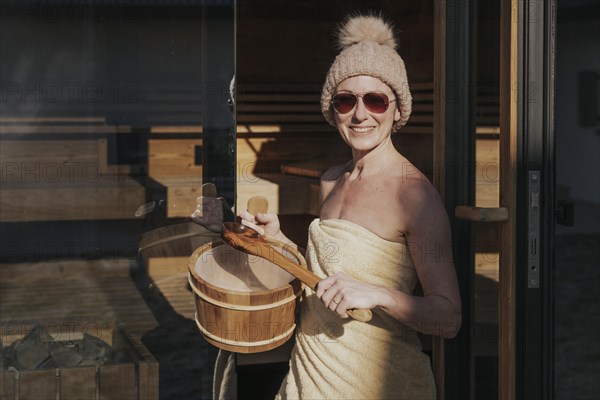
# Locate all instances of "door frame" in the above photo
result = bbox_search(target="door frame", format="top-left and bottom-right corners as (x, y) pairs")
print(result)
(434, 0), (556, 398)
(433, 1), (475, 399)
(502, 0), (556, 398)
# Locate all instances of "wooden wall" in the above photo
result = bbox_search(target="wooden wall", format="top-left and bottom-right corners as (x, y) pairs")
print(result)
(237, 0), (435, 84)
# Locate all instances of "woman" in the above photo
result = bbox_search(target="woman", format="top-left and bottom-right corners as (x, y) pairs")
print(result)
(240, 14), (461, 399)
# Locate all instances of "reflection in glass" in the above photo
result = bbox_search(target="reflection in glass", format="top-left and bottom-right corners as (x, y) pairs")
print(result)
(0, 2), (235, 398)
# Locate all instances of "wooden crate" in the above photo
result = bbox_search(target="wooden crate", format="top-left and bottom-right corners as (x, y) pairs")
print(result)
(0, 321), (158, 400)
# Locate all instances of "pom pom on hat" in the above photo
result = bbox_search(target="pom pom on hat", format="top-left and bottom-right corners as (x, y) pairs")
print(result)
(337, 14), (397, 50)
(321, 14), (412, 132)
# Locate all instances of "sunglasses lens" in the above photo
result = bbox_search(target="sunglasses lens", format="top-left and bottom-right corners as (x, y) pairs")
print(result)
(363, 93), (389, 113)
(333, 94), (357, 114)
(333, 92), (391, 114)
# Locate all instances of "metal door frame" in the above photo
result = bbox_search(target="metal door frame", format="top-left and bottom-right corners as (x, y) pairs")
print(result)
(435, 0), (556, 398)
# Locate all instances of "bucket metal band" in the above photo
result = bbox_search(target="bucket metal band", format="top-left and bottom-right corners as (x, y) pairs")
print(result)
(188, 274), (302, 311)
(194, 313), (296, 347)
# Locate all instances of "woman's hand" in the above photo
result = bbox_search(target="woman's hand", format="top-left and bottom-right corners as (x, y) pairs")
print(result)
(190, 196), (225, 233)
(239, 209), (282, 238)
(316, 272), (384, 318)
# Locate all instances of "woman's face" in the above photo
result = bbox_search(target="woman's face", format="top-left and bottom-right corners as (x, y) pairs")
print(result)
(333, 75), (401, 153)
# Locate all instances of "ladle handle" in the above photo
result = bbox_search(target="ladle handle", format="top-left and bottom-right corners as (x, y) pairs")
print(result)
(267, 248), (373, 322)
(346, 308), (373, 322)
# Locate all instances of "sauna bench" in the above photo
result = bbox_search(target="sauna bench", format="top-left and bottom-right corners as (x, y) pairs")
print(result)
(0, 176), (145, 222)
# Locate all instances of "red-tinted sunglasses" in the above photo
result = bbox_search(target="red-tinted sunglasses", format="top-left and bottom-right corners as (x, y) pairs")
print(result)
(332, 91), (397, 114)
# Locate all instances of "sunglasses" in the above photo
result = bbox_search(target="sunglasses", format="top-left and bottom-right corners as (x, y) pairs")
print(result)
(332, 92), (397, 114)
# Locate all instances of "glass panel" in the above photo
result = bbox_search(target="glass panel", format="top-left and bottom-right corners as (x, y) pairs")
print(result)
(554, 1), (600, 398)
(0, 1), (234, 398)
(473, 0), (501, 398)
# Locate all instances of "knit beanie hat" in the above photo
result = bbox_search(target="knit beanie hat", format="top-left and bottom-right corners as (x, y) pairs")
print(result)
(321, 14), (412, 131)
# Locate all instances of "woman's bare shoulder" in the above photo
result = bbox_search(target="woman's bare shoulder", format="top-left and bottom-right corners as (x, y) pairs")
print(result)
(397, 174), (448, 232)
(320, 162), (350, 204)
(321, 162), (350, 183)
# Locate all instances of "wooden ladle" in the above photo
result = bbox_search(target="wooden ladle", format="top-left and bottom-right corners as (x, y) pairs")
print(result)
(221, 221), (373, 322)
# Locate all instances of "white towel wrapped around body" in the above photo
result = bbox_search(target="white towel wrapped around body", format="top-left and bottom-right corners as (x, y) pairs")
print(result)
(276, 218), (436, 400)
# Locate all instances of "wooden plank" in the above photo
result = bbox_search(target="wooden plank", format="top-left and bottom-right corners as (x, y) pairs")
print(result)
(476, 138), (500, 186)
(237, 114), (327, 123)
(0, 117), (106, 124)
(455, 206), (508, 222)
(150, 176), (202, 218)
(0, 178), (145, 222)
(281, 160), (330, 179)
(148, 139), (202, 179)
(60, 367), (97, 400)
(498, 0), (519, 397)
(0, 369), (16, 400)
(167, 184), (202, 218)
(99, 363), (136, 399)
(144, 262), (194, 318)
(147, 257), (190, 279)
(0, 140), (100, 183)
(113, 325), (159, 400)
(238, 84), (321, 93)
(237, 124), (333, 134)
(399, 126), (434, 135)
(476, 252), (500, 283)
(19, 369), (57, 400)
(152, 172), (318, 218)
(0, 260), (158, 330)
(237, 176), (280, 214)
(280, 153), (351, 179)
(237, 136), (348, 169)
(237, 103), (321, 112)
(238, 93), (320, 103)
(237, 173), (317, 215)
(476, 181), (500, 208)
(137, 357), (159, 400)
(0, 125), (131, 135)
(97, 138), (136, 176)
(476, 126), (501, 135)
(138, 221), (216, 252)
(150, 125), (203, 134)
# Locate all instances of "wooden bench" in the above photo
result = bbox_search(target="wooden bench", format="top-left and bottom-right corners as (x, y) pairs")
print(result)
(0, 118), (145, 222)
(144, 82), (472, 216)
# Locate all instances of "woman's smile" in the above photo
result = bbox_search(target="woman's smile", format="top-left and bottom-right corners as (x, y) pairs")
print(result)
(333, 76), (402, 156)
(349, 125), (376, 134)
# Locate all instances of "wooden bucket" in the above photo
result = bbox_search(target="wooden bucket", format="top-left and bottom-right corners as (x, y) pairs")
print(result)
(188, 240), (305, 353)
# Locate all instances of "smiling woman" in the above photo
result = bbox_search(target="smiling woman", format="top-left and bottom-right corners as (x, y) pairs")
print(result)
(233, 13), (461, 400)
(332, 76), (401, 156)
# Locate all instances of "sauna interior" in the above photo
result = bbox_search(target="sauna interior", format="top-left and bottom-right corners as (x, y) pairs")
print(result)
(0, 1), (501, 398)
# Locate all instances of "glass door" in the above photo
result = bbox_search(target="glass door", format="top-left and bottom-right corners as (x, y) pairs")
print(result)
(554, 1), (600, 398)
(0, 2), (235, 399)
(435, 0), (556, 398)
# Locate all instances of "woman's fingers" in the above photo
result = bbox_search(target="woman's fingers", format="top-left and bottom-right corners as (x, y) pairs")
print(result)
(253, 212), (281, 237)
(255, 212), (277, 225)
(317, 274), (348, 317)
(316, 272), (375, 319)
(316, 276), (335, 299)
(240, 219), (265, 236)
(238, 210), (282, 237)
(239, 209), (256, 224)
